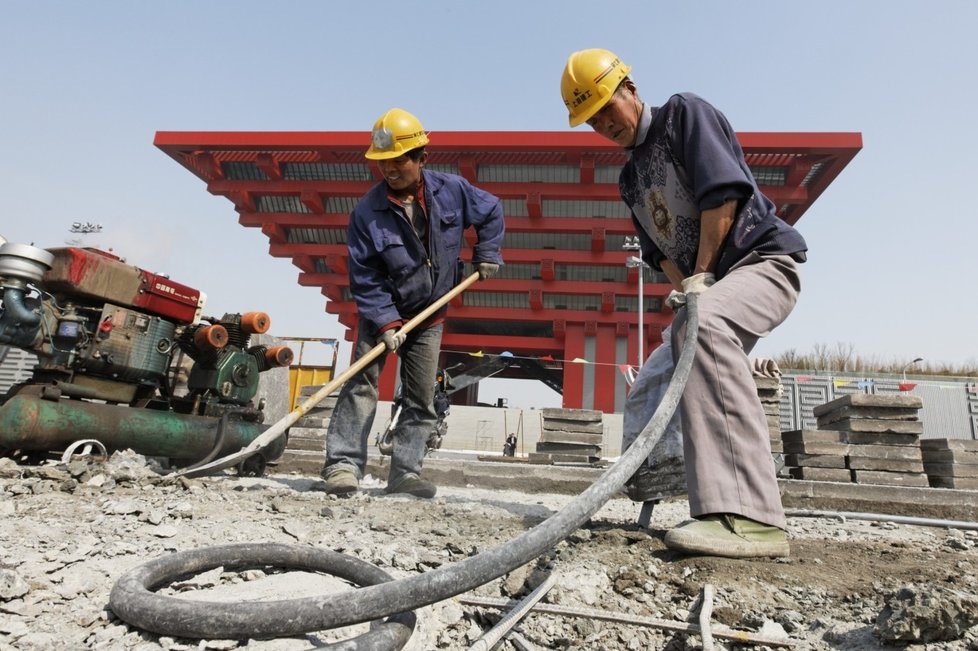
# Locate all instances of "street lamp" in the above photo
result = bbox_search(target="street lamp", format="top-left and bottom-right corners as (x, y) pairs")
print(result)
(623, 238), (649, 368)
(902, 357), (924, 382)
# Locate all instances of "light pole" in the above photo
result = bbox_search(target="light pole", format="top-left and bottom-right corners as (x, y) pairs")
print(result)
(623, 235), (649, 368)
(902, 357), (924, 382)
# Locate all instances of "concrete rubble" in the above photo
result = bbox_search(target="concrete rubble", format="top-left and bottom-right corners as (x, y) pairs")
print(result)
(0, 450), (977, 650)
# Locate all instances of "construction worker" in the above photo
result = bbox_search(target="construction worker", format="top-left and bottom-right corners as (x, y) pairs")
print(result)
(561, 49), (807, 558)
(320, 108), (505, 498)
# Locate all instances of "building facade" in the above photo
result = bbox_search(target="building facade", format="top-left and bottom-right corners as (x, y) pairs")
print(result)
(156, 130), (861, 411)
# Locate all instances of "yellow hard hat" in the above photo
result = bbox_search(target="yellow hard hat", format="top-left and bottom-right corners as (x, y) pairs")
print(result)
(561, 48), (632, 128)
(364, 108), (430, 160)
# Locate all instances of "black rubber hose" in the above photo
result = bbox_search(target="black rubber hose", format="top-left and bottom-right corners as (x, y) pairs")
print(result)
(109, 543), (415, 647)
(180, 413), (229, 474)
(110, 295), (700, 642)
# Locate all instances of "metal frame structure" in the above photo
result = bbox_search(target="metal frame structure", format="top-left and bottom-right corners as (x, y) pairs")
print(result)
(156, 130), (861, 412)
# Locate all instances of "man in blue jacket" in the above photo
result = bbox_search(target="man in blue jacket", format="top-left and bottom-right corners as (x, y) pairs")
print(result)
(321, 108), (505, 499)
(561, 49), (806, 558)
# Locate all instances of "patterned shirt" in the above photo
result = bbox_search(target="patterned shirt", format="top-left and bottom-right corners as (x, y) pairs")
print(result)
(619, 93), (807, 279)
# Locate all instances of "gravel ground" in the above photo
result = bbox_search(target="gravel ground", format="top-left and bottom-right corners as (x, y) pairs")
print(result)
(2, 451), (978, 650)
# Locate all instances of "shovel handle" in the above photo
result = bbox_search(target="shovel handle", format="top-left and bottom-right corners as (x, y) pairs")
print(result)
(172, 271), (483, 478)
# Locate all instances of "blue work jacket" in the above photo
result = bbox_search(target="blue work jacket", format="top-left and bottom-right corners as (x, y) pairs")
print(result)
(347, 169), (505, 336)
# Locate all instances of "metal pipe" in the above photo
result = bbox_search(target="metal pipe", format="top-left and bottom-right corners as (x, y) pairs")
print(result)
(459, 595), (794, 648)
(1, 287), (42, 326)
(468, 573), (557, 651)
(0, 394), (280, 463)
(785, 508), (978, 531)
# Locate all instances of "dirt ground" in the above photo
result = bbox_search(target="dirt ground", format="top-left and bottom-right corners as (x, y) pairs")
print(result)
(2, 452), (978, 651)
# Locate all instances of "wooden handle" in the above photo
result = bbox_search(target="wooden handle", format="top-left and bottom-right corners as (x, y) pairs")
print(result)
(173, 271), (482, 477)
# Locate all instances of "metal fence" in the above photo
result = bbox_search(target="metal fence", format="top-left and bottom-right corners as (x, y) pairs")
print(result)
(780, 372), (978, 441)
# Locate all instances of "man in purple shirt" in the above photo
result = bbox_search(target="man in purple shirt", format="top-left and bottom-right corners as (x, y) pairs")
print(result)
(562, 49), (806, 558)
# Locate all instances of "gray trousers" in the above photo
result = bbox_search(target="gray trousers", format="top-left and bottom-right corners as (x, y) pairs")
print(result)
(322, 320), (442, 486)
(671, 254), (801, 529)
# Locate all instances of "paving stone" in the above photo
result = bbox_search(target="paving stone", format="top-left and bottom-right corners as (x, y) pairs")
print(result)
(783, 440), (850, 455)
(527, 452), (601, 465)
(813, 393), (923, 417)
(928, 475), (978, 490)
(788, 467), (852, 482)
(923, 462), (978, 478)
(921, 449), (978, 464)
(535, 442), (601, 456)
(541, 420), (604, 434)
(846, 444), (923, 461)
(294, 416), (330, 429)
(539, 430), (603, 445)
(782, 429), (845, 444)
(784, 453), (847, 468)
(920, 439), (978, 452)
(820, 418), (924, 435)
(286, 438), (323, 452)
(816, 405), (919, 426)
(850, 470), (930, 487)
(843, 431), (922, 446)
(540, 408), (603, 423)
(846, 457), (924, 473)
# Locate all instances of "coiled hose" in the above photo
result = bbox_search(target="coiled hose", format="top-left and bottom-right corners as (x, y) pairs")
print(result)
(109, 295), (700, 646)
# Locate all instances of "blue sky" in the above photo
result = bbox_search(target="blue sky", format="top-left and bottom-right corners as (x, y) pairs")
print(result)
(1, 1), (976, 407)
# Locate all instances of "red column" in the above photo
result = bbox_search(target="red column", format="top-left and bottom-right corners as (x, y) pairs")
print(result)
(562, 323), (586, 409)
(594, 324), (617, 412)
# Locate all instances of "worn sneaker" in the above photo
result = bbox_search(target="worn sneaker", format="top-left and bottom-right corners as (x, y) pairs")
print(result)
(663, 514), (789, 558)
(384, 473), (437, 499)
(321, 467), (359, 497)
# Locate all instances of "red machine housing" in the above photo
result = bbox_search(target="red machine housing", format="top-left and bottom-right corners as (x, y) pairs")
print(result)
(42, 247), (202, 324)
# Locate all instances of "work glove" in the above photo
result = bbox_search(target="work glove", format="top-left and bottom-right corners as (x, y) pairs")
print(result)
(379, 330), (405, 352)
(681, 272), (716, 295)
(665, 290), (687, 310)
(476, 262), (499, 281)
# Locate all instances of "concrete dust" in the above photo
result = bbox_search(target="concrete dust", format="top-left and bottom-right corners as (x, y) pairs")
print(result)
(2, 452), (978, 650)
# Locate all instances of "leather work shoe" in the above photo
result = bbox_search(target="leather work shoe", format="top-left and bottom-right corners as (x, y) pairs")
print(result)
(663, 514), (789, 559)
(321, 467), (359, 497)
(385, 473), (437, 499)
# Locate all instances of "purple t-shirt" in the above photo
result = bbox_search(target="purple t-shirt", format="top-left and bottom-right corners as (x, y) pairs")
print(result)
(619, 93), (807, 279)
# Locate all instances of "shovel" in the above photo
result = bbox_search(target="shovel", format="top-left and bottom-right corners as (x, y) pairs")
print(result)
(172, 271), (482, 478)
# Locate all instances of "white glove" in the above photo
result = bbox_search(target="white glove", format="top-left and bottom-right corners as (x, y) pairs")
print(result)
(379, 330), (405, 352)
(476, 262), (499, 280)
(681, 272), (716, 295)
(665, 290), (687, 310)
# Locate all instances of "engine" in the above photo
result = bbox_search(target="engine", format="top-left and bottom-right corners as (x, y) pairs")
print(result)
(0, 239), (294, 473)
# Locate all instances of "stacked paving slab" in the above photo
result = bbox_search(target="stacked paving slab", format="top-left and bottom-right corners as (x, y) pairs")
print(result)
(529, 408), (604, 465)
(279, 386), (336, 460)
(755, 376), (783, 454)
(782, 394), (928, 487)
(921, 439), (978, 490)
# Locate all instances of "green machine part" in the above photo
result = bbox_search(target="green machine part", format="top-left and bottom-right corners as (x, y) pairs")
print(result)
(0, 394), (285, 464)
(187, 351), (260, 405)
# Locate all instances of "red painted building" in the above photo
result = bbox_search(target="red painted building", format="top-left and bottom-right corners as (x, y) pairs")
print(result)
(156, 131), (861, 412)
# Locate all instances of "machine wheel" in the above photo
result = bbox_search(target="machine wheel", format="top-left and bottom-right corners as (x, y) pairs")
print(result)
(236, 454), (266, 477)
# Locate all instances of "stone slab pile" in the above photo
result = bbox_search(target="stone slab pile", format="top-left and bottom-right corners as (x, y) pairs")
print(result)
(279, 386), (336, 459)
(755, 376), (783, 453)
(529, 408), (604, 465)
(782, 394), (927, 487)
(921, 439), (978, 490)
